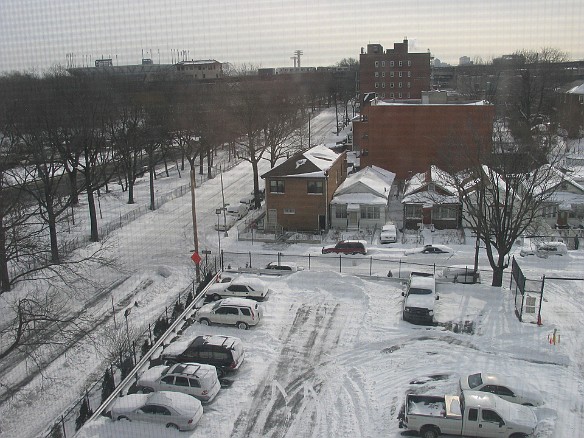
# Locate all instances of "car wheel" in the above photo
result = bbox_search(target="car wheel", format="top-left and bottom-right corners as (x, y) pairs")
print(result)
(216, 368), (225, 378)
(236, 321), (249, 330)
(166, 423), (180, 430)
(420, 426), (439, 438)
(117, 415), (130, 422)
(212, 294), (221, 301)
(139, 386), (154, 394)
(199, 318), (211, 326)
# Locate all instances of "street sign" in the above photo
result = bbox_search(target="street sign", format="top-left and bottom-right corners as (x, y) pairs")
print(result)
(216, 208), (222, 215)
(202, 250), (212, 255)
(191, 252), (202, 264)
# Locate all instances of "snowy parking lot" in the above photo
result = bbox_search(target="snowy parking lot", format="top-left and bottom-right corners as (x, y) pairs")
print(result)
(79, 263), (584, 437)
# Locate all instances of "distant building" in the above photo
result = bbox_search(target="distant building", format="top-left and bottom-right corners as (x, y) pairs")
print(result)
(459, 56), (472, 66)
(353, 91), (495, 180)
(68, 59), (223, 81)
(261, 145), (347, 231)
(358, 39), (431, 104)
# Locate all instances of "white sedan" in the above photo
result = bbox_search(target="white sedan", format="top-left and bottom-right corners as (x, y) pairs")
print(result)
(110, 391), (204, 431)
(205, 277), (269, 301)
(459, 372), (544, 406)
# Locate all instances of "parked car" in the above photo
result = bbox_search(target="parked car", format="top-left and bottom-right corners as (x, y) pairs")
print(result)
(205, 277), (269, 301)
(136, 363), (220, 403)
(459, 372), (544, 406)
(520, 241), (567, 258)
(400, 390), (538, 438)
(322, 240), (367, 255)
(380, 223), (398, 243)
(536, 241), (568, 258)
(239, 194), (258, 210)
(214, 214), (237, 231)
(442, 265), (481, 284)
(405, 244), (454, 256)
(226, 203), (249, 219)
(159, 334), (244, 378)
(265, 261), (300, 272)
(110, 391), (203, 431)
(196, 298), (262, 329)
(402, 272), (438, 325)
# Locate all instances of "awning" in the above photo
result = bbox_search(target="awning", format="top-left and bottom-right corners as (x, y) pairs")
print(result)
(347, 203), (360, 211)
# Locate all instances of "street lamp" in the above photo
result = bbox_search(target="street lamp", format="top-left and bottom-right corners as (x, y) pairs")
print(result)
(216, 208), (222, 253)
(220, 165), (228, 237)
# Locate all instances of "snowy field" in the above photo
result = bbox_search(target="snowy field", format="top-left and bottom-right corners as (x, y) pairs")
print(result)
(1, 107), (584, 438)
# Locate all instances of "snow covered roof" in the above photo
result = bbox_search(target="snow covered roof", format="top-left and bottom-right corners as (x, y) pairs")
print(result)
(567, 83), (584, 95)
(403, 165), (456, 197)
(261, 145), (342, 178)
(335, 165), (395, 199)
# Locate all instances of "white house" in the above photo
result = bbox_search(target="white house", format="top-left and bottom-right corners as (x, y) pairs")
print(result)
(330, 166), (395, 230)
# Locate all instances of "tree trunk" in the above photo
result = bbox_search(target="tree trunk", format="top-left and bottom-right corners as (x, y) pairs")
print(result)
(492, 266), (504, 287)
(68, 169), (79, 205)
(48, 209), (60, 263)
(149, 167), (155, 211)
(0, 218), (10, 292)
(252, 160), (261, 210)
(199, 153), (204, 175)
(127, 180), (135, 204)
(206, 150), (213, 179)
(87, 186), (99, 242)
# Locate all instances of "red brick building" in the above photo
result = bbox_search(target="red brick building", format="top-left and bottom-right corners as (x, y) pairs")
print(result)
(261, 145), (347, 231)
(359, 39), (431, 103)
(353, 92), (495, 180)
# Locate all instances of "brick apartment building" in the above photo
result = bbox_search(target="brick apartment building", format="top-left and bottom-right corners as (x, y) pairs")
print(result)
(261, 145), (347, 231)
(358, 39), (431, 103)
(353, 91), (495, 180)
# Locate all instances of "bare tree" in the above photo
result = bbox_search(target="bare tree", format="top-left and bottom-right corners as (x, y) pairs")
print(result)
(450, 121), (565, 286)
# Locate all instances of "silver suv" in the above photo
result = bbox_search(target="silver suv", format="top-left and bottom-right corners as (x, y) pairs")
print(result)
(196, 298), (261, 329)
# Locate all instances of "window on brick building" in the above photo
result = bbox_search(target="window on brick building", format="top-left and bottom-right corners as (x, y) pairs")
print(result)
(283, 208), (295, 214)
(390, 61), (394, 67)
(405, 204), (423, 218)
(390, 71), (394, 77)
(382, 82), (385, 88)
(399, 93), (402, 98)
(408, 60), (411, 66)
(390, 82), (394, 88)
(398, 82), (402, 88)
(270, 179), (285, 193)
(375, 71), (379, 77)
(390, 92), (394, 98)
(407, 82), (411, 88)
(375, 61), (379, 67)
(408, 71), (411, 77)
(382, 71), (385, 77)
(375, 82), (379, 88)
(399, 71), (402, 77)
(307, 181), (323, 194)
(399, 60), (403, 66)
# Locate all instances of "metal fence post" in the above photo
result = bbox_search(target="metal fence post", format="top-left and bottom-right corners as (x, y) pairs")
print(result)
(339, 254), (342, 273)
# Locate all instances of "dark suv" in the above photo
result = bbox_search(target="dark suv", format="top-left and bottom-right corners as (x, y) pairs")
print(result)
(159, 334), (244, 377)
(322, 240), (367, 255)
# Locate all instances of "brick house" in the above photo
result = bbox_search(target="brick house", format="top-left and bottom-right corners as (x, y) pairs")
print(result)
(353, 92), (495, 180)
(402, 165), (461, 230)
(261, 145), (347, 232)
(358, 39), (431, 103)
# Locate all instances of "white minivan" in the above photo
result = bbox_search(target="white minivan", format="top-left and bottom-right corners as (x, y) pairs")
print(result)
(226, 203), (249, 219)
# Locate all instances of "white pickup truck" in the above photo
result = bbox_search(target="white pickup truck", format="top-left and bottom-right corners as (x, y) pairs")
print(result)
(399, 391), (537, 438)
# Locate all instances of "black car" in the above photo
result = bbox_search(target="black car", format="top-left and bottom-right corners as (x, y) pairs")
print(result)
(159, 335), (244, 377)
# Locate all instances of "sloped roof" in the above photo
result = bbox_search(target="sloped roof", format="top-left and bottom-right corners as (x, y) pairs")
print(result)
(403, 165), (456, 197)
(261, 145), (341, 179)
(335, 165), (395, 198)
(567, 82), (584, 95)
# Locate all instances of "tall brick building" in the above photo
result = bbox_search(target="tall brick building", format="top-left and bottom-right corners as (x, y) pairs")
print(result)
(353, 92), (495, 180)
(358, 39), (431, 103)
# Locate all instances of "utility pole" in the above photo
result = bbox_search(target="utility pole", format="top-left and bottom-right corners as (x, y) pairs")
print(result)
(190, 168), (201, 282)
(294, 50), (303, 68)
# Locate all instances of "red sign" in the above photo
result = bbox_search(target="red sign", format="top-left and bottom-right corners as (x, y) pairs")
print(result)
(191, 252), (202, 264)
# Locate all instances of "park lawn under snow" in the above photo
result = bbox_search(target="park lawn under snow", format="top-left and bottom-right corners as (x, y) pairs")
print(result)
(78, 262), (584, 438)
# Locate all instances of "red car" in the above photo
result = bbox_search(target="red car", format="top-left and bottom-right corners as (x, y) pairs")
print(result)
(322, 240), (367, 255)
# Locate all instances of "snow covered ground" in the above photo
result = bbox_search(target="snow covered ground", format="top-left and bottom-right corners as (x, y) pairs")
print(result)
(2, 107), (584, 438)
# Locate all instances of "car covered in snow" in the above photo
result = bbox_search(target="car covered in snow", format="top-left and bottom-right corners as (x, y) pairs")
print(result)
(520, 241), (567, 258)
(136, 363), (220, 403)
(402, 272), (438, 325)
(459, 372), (544, 406)
(265, 261), (301, 272)
(205, 276), (269, 301)
(380, 223), (398, 243)
(442, 265), (481, 284)
(110, 391), (203, 431)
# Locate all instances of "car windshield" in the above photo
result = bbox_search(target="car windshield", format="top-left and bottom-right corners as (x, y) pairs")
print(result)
(409, 287), (432, 295)
(467, 373), (483, 389)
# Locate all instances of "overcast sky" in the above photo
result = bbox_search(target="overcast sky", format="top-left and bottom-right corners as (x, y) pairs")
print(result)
(1, 0), (582, 73)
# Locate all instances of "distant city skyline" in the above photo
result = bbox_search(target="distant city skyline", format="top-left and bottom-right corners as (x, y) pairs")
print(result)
(1, 0), (582, 74)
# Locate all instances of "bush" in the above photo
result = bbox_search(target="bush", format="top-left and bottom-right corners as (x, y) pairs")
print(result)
(75, 397), (93, 431)
(101, 369), (115, 404)
(153, 316), (170, 340)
